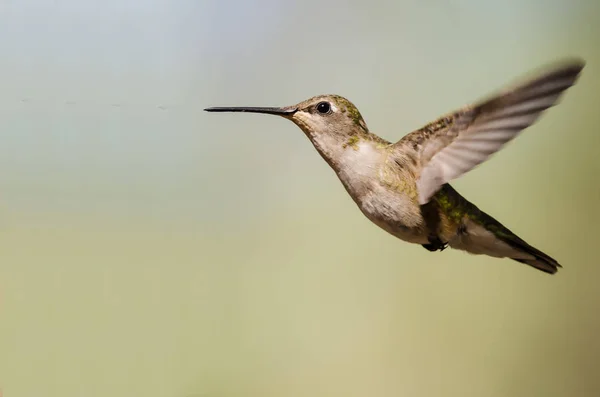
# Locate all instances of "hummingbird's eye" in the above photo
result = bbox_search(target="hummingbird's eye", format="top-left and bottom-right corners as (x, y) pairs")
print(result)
(316, 101), (331, 114)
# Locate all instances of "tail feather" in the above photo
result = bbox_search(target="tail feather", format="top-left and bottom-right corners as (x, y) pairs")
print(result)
(501, 233), (561, 274)
(436, 184), (561, 274)
(471, 212), (562, 274)
(512, 258), (560, 274)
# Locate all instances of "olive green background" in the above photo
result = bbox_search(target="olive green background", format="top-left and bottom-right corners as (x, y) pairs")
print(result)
(1, 1), (599, 396)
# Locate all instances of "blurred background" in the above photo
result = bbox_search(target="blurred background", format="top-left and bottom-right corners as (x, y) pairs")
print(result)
(1, 1), (599, 396)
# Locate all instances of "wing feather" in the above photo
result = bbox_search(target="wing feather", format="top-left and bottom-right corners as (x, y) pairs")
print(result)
(398, 59), (585, 205)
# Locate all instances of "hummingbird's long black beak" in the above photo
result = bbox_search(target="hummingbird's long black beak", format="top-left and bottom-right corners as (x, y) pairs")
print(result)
(204, 106), (297, 116)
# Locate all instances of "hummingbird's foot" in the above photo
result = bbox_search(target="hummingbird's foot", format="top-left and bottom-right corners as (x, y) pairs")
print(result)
(422, 235), (448, 252)
(421, 243), (438, 252)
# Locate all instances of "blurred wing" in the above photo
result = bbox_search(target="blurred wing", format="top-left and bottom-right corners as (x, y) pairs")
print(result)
(401, 60), (585, 205)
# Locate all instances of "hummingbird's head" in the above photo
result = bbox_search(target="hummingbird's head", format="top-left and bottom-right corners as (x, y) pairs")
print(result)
(286, 94), (369, 137)
(204, 94), (369, 139)
(205, 95), (376, 169)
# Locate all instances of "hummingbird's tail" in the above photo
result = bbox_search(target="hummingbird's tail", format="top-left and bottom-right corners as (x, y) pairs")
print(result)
(449, 214), (561, 274)
(443, 192), (561, 274)
(502, 236), (561, 274)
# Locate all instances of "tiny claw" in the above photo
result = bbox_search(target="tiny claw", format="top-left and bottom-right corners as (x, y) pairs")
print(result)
(422, 235), (448, 252)
(422, 243), (437, 252)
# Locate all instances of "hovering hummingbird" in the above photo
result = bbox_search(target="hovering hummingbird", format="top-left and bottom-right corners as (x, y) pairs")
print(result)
(205, 59), (585, 274)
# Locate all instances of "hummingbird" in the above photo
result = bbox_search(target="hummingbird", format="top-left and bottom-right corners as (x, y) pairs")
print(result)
(205, 59), (584, 274)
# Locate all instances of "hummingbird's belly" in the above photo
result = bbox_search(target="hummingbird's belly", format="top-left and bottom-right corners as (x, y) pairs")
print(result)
(333, 143), (429, 244)
(357, 185), (429, 245)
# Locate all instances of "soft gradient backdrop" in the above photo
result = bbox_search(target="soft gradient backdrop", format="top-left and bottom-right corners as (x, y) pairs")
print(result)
(1, 1), (599, 396)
